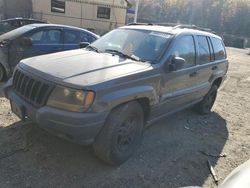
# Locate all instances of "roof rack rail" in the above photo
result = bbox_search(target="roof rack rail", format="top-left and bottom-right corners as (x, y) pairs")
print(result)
(127, 22), (154, 26)
(126, 22), (216, 34)
(173, 24), (216, 33)
(154, 22), (178, 27)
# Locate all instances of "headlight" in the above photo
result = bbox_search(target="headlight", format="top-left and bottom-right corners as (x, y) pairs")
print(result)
(47, 86), (95, 112)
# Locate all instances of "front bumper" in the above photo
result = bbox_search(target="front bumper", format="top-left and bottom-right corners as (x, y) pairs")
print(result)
(5, 85), (108, 145)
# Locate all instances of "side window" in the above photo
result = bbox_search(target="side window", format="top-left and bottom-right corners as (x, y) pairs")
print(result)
(64, 29), (80, 44)
(197, 35), (211, 64)
(80, 32), (90, 43)
(28, 29), (62, 44)
(29, 31), (43, 42)
(171, 35), (196, 68)
(10, 20), (19, 27)
(211, 37), (226, 60)
(80, 32), (97, 43)
(88, 34), (96, 43)
(207, 37), (215, 61)
(47, 30), (62, 44)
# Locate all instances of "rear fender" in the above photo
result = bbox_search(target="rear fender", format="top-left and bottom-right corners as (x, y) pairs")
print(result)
(209, 70), (225, 88)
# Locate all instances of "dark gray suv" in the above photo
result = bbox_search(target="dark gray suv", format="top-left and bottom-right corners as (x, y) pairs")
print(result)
(4, 24), (228, 165)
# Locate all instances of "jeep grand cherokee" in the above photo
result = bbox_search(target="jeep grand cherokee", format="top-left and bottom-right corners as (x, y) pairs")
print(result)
(4, 24), (228, 165)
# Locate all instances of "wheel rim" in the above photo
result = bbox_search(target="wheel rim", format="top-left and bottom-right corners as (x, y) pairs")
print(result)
(204, 90), (216, 111)
(116, 115), (138, 152)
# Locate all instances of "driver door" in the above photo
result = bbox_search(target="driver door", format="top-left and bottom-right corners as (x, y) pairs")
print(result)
(152, 35), (198, 117)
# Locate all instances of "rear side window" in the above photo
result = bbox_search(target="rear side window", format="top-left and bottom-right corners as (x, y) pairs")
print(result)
(80, 32), (96, 43)
(211, 37), (226, 60)
(197, 36), (210, 64)
(88, 34), (97, 43)
(81, 32), (90, 43)
(171, 35), (196, 68)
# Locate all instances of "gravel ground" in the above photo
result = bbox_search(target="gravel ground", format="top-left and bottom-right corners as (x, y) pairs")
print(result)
(0, 47), (249, 188)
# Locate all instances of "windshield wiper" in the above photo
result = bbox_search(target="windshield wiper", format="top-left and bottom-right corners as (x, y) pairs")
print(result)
(86, 45), (99, 53)
(105, 49), (140, 61)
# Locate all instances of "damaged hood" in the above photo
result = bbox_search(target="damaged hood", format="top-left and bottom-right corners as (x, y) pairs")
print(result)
(19, 49), (151, 86)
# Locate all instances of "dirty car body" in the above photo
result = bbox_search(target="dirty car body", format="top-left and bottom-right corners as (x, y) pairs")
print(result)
(4, 25), (228, 164)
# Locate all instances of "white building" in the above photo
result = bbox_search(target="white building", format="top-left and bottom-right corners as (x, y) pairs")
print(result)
(32, 0), (129, 35)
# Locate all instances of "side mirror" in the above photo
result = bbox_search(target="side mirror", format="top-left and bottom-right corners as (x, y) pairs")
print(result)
(20, 37), (32, 48)
(169, 56), (186, 71)
(80, 42), (90, 49)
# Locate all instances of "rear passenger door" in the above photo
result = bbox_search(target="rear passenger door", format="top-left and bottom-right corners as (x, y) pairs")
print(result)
(192, 35), (214, 99)
(194, 35), (227, 99)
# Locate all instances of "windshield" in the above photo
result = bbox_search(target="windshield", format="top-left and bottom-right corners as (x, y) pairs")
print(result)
(90, 29), (172, 62)
(0, 25), (36, 41)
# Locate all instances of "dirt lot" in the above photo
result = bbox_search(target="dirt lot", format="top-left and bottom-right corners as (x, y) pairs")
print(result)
(0, 47), (249, 188)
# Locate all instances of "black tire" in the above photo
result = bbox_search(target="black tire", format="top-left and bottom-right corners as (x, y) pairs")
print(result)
(0, 64), (6, 82)
(195, 85), (218, 115)
(93, 101), (144, 165)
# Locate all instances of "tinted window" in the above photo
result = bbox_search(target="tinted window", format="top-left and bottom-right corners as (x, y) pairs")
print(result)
(30, 31), (43, 41)
(197, 35), (210, 64)
(80, 32), (96, 43)
(211, 37), (226, 60)
(81, 32), (90, 43)
(28, 29), (62, 44)
(9, 20), (19, 27)
(171, 35), (196, 68)
(88, 34), (96, 43)
(207, 37), (215, 61)
(64, 29), (80, 44)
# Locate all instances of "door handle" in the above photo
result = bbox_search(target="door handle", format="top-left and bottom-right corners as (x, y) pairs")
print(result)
(189, 72), (198, 77)
(212, 66), (218, 70)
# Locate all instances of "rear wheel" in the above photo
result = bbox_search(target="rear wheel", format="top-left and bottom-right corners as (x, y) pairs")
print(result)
(93, 101), (144, 165)
(0, 64), (6, 82)
(195, 85), (218, 115)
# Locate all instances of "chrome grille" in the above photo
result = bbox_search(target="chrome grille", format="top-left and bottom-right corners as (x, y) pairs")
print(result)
(13, 69), (54, 107)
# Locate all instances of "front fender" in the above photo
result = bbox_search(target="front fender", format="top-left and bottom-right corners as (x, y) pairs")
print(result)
(96, 85), (159, 111)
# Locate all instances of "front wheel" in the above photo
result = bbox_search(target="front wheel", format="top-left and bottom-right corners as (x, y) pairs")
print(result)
(93, 101), (144, 165)
(195, 85), (218, 115)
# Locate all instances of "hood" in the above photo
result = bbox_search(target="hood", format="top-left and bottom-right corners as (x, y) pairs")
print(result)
(20, 49), (151, 87)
